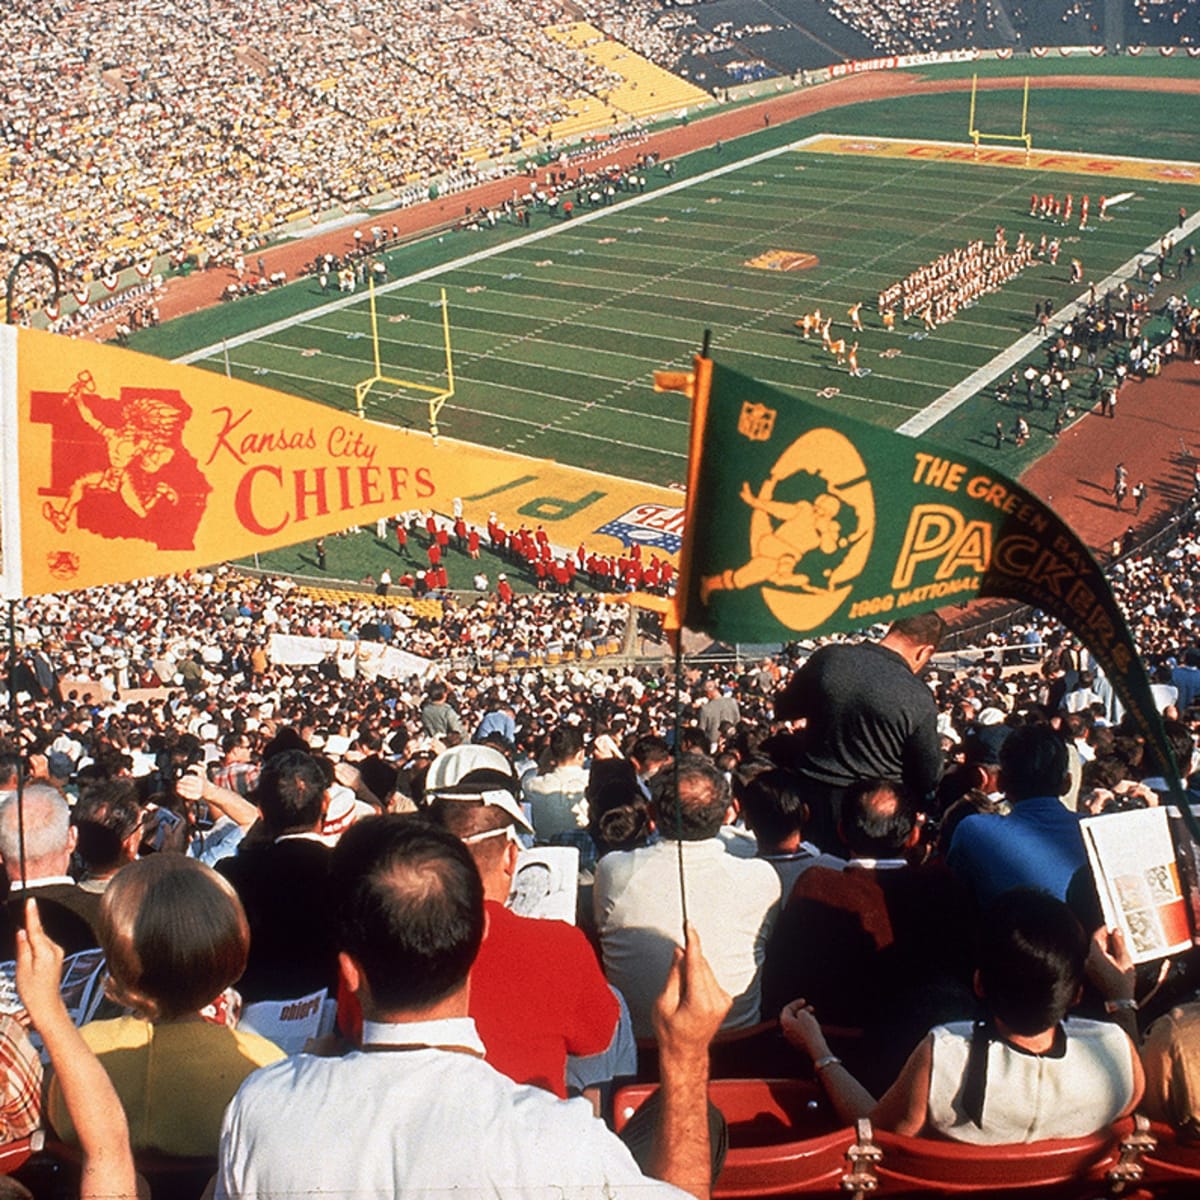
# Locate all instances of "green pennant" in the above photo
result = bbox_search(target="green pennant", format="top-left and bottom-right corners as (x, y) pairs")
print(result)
(680, 359), (1191, 824)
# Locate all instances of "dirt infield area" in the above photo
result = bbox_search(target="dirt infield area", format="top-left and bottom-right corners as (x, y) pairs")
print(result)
(143, 69), (1200, 572)
(1023, 363), (1199, 557)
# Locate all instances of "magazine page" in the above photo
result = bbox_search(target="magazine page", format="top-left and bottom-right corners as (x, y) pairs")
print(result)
(1082, 807), (1193, 964)
(506, 846), (579, 924)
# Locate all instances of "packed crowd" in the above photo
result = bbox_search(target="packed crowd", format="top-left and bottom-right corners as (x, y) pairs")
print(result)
(0, 465), (1199, 1190)
(5, 0), (1198, 316)
(829, 0), (975, 54)
(6, 572), (1200, 1190)
(0, 0), (633, 290)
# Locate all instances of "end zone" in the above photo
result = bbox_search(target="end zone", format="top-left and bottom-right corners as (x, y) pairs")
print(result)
(803, 135), (1200, 185)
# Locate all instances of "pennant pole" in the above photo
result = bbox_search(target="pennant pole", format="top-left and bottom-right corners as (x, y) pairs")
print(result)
(5, 601), (25, 889)
(3, 253), (57, 894)
(655, 331), (715, 947)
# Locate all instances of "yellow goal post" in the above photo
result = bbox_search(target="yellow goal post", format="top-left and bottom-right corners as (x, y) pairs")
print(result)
(354, 280), (455, 442)
(968, 74), (1032, 158)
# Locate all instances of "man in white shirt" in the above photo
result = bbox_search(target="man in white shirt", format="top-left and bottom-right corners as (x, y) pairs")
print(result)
(522, 725), (589, 840)
(594, 760), (781, 1039)
(217, 818), (730, 1200)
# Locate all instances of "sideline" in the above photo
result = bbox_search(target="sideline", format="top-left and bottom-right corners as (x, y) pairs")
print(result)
(900, 207), (1200, 435)
(175, 134), (828, 366)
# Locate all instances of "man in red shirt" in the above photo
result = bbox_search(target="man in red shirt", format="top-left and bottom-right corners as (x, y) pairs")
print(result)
(424, 745), (619, 1097)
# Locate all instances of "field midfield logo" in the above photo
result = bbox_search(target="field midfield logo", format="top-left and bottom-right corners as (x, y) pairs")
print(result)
(699, 428), (875, 632)
(744, 249), (819, 272)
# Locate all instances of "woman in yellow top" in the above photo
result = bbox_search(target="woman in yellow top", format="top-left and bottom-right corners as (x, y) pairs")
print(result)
(48, 855), (285, 1158)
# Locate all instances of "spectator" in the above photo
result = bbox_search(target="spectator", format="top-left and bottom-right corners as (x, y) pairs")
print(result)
(736, 767), (827, 896)
(593, 758), (780, 1038)
(46, 855), (284, 1156)
(523, 724), (590, 840)
(216, 817), (731, 1199)
(421, 681), (464, 740)
(72, 780), (144, 894)
(215, 750), (339, 1003)
(697, 680), (739, 752)
(211, 732), (261, 798)
(0, 785), (101, 958)
(779, 890), (1144, 1143)
(425, 744), (619, 1097)
(763, 779), (976, 1091)
(774, 612), (946, 852)
(1141, 1002), (1200, 1141)
(946, 724), (1085, 906)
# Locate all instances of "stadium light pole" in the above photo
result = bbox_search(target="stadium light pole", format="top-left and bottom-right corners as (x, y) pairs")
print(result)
(5, 248), (61, 326)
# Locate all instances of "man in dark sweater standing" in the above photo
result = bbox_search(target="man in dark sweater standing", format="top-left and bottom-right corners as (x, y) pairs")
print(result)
(217, 750), (337, 1003)
(773, 612), (945, 853)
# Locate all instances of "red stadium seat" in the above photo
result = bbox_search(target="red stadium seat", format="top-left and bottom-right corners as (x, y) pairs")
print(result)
(613, 1078), (881, 1197)
(1141, 1120), (1200, 1188)
(871, 1116), (1151, 1196)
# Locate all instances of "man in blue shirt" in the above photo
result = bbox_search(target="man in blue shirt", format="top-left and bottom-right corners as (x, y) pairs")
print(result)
(947, 724), (1084, 907)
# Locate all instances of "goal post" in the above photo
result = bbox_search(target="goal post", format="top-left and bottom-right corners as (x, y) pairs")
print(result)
(354, 280), (455, 443)
(968, 74), (1032, 158)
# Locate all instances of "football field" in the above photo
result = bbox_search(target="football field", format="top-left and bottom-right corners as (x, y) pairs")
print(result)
(172, 133), (1200, 490)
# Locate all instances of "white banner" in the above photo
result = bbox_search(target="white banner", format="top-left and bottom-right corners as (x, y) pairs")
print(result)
(268, 632), (433, 680)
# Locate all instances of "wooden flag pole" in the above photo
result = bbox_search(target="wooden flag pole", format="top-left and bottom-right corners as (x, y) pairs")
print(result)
(668, 330), (713, 953)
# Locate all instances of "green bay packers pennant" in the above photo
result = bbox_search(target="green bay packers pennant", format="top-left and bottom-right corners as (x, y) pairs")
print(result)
(671, 356), (1191, 821)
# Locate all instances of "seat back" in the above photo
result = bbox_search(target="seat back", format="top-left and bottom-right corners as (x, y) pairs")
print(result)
(872, 1122), (1130, 1194)
(132, 1151), (217, 1200)
(1141, 1119), (1200, 1183)
(614, 1078), (875, 1197)
(636, 1018), (786, 1082)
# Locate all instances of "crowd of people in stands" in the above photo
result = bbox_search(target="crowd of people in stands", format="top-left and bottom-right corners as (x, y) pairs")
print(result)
(5, 560), (1200, 1191)
(7, 0), (1197, 316)
(0, 363), (1195, 1181)
(0, 0), (630, 292)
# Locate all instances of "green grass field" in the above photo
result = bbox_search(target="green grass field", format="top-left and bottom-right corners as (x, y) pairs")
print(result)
(122, 74), (1200, 586)
(154, 139), (1196, 484)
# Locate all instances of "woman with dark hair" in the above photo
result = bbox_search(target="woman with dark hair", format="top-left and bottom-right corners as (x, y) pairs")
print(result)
(46, 855), (284, 1157)
(780, 890), (1144, 1143)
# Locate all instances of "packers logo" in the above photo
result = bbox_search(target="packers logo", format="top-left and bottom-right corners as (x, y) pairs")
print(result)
(700, 429), (875, 631)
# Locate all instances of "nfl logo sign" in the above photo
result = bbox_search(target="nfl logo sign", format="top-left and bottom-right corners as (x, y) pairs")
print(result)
(737, 402), (775, 442)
